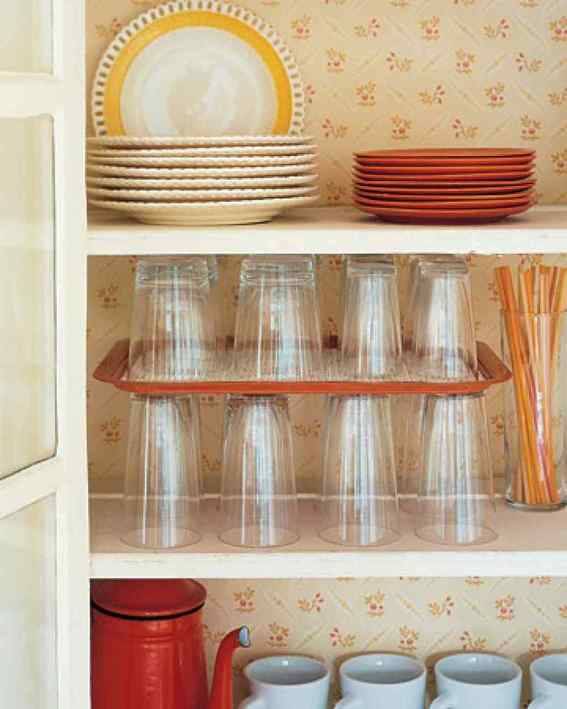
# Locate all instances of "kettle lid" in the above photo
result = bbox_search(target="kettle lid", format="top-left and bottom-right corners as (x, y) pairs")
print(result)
(92, 580), (206, 618)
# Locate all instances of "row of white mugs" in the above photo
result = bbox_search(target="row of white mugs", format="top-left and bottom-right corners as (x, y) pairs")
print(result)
(240, 651), (566, 709)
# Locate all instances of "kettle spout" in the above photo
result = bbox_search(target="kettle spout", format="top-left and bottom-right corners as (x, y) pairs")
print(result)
(208, 626), (251, 709)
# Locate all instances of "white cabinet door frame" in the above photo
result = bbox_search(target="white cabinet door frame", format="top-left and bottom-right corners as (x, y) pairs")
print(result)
(0, 0), (89, 707)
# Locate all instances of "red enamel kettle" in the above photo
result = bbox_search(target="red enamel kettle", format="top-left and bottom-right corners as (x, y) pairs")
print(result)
(91, 579), (250, 709)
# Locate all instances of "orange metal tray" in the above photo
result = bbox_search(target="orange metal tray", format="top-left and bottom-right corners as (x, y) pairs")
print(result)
(93, 339), (511, 395)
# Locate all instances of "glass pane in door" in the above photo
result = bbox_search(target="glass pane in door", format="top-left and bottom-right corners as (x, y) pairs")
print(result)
(0, 496), (57, 708)
(0, 116), (56, 479)
(0, 2), (52, 73)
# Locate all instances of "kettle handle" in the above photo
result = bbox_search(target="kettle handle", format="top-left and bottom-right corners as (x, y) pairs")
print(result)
(209, 627), (251, 709)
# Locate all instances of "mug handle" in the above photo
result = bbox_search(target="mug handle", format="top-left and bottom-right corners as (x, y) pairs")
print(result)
(430, 694), (456, 709)
(239, 697), (266, 709)
(335, 696), (364, 709)
(528, 696), (553, 709)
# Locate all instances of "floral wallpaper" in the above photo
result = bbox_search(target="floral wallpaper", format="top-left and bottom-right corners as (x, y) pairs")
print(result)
(86, 0), (567, 204)
(85, 1), (567, 695)
(200, 576), (567, 705)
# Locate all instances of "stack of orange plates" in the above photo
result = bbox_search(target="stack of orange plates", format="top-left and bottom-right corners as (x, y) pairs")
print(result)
(353, 148), (536, 224)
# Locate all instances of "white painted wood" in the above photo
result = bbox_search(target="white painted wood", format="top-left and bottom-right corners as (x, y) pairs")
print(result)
(90, 496), (567, 578)
(0, 1), (89, 708)
(87, 205), (567, 255)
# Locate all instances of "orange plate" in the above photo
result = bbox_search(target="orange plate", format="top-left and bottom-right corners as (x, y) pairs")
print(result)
(353, 189), (534, 203)
(355, 148), (535, 159)
(353, 157), (534, 168)
(354, 201), (531, 223)
(352, 181), (536, 196)
(353, 194), (533, 210)
(94, 339), (511, 396)
(353, 162), (534, 175)
(352, 169), (534, 182)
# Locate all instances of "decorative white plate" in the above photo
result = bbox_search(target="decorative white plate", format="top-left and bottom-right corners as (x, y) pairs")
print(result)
(87, 194), (319, 226)
(87, 154), (316, 168)
(87, 185), (318, 202)
(87, 174), (319, 189)
(87, 163), (317, 178)
(87, 135), (314, 148)
(87, 144), (317, 158)
(91, 1), (304, 137)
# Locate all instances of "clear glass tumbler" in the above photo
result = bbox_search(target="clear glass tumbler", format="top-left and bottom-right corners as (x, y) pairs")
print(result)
(320, 395), (399, 547)
(128, 256), (219, 380)
(122, 394), (201, 549)
(340, 258), (402, 379)
(502, 310), (567, 510)
(402, 255), (467, 352)
(220, 395), (299, 547)
(416, 392), (496, 546)
(232, 256), (323, 380)
(409, 262), (478, 381)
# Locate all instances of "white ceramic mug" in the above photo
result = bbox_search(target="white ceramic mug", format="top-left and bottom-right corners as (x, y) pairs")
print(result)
(431, 653), (522, 709)
(529, 654), (567, 707)
(335, 653), (427, 708)
(239, 655), (330, 709)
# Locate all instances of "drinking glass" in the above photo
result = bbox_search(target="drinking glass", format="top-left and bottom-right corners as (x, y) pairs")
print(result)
(402, 255), (467, 352)
(220, 395), (298, 547)
(409, 263), (477, 381)
(416, 392), (496, 545)
(340, 257), (402, 379)
(232, 256), (323, 380)
(320, 395), (399, 547)
(128, 256), (219, 380)
(122, 394), (201, 549)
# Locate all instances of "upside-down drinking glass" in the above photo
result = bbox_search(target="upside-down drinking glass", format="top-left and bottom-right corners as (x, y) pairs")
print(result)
(122, 394), (201, 549)
(320, 395), (399, 546)
(409, 262), (478, 381)
(232, 256), (323, 380)
(340, 257), (402, 379)
(416, 392), (496, 546)
(128, 256), (219, 380)
(220, 395), (298, 547)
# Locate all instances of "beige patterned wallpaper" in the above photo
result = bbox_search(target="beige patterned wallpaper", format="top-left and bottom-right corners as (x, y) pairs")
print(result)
(85, 0), (567, 692)
(200, 576), (567, 705)
(86, 0), (567, 204)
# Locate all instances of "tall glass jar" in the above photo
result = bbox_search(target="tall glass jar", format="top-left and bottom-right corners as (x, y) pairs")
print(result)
(502, 310), (567, 510)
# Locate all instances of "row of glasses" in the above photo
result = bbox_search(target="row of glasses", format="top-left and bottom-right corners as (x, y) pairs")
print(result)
(127, 254), (479, 383)
(120, 390), (494, 549)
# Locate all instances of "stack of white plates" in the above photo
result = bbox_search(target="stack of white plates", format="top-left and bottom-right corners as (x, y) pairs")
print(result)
(87, 136), (319, 226)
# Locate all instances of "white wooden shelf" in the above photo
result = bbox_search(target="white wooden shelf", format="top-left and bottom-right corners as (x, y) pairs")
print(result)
(87, 206), (567, 256)
(90, 496), (567, 579)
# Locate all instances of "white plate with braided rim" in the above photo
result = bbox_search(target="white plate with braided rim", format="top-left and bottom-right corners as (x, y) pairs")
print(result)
(88, 135), (313, 148)
(87, 173), (319, 189)
(87, 153), (316, 168)
(87, 185), (319, 202)
(87, 163), (318, 178)
(87, 144), (317, 158)
(87, 194), (319, 225)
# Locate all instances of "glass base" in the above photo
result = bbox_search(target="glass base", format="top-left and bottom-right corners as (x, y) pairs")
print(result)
(416, 523), (497, 546)
(506, 497), (567, 512)
(121, 527), (201, 549)
(220, 526), (299, 548)
(319, 525), (400, 548)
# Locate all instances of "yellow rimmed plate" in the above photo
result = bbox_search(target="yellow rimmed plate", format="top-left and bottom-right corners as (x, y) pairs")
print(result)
(92, 1), (304, 137)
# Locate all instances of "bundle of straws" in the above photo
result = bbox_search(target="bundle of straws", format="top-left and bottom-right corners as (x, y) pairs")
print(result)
(495, 265), (567, 506)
